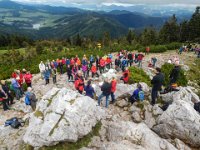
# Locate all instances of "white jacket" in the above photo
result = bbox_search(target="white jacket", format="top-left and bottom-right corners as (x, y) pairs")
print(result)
(39, 63), (45, 72)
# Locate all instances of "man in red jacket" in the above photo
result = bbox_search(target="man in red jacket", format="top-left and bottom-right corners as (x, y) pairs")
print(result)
(111, 77), (117, 103)
(24, 71), (32, 87)
(91, 64), (99, 78)
(99, 58), (105, 74)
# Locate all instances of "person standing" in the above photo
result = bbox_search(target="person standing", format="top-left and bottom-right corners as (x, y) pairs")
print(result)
(11, 78), (22, 100)
(111, 77), (117, 103)
(44, 67), (50, 85)
(24, 71), (32, 87)
(66, 65), (73, 81)
(39, 61), (45, 79)
(169, 61), (180, 84)
(91, 64), (99, 78)
(0, 85), (9, 111)
(151, 67), (164, 106)
(52, 68), (57, 84)
(25, 87), (37, 111)
(1, 80), (14, 105)
(96, 55), (100, 70)
(137, 53), (144, 68)
(98, 78), (112, 108)
(128, 52), (133, 67)
(146, 46), (150, 55)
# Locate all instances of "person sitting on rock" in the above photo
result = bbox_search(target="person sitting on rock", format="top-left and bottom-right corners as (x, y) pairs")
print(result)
(74, 71), (85, 94)
(121, 67), (130, 84)
(151, 67), (164, 106)
(129, 83), (144, 104)
(98, 78), (112, 108)
(84, 80), (95, 99)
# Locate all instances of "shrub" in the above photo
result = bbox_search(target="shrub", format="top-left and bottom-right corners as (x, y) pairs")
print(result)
(128, 67), (151, 86)
(161, 63), (188, 86)
(139, 45), (167, 53)
(165, 42), (182, 50)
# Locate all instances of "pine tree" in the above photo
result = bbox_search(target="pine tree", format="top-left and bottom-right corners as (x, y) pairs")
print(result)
(188, 7), (200, 42)
(140, 27), (157, 46)
(126, 29), (135, 45)
(159, 14), (179, 44)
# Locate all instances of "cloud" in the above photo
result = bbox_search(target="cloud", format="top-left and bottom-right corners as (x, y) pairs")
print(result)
(12, 0), (200, 7)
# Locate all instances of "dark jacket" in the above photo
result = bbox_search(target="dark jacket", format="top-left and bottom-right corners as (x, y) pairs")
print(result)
(170, 66), (180, 84)
(151, 73), (164, 91)
(101, 82), (112, 96)
(2, 84), (10, 94)
(128, 53), (133, 60)
(66, 67), (72, 75)
(115, 59), (121, 66)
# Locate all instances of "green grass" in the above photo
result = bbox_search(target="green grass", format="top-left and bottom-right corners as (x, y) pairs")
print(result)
(34, 110), (44, 118)
(39, 121), (102, 150)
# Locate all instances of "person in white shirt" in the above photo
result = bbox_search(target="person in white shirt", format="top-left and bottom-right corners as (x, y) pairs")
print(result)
(39, 61), (45, 78)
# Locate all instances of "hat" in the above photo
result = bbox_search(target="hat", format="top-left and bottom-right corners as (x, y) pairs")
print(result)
(22, 68), (26, 72)
(1, 80), (6, 85)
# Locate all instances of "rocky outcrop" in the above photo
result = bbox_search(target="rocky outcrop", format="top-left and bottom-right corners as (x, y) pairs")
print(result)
(23, 88), (105, 147)
(101, 121), (177, 150)
(153, 100), (200, 148)
(161, 87), (199, 104)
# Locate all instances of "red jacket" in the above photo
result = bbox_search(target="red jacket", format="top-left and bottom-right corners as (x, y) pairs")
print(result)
(24, 73), (32, 83)
(12, 72), (17, 78)
(16, 73), (24, 86)
(100, 59), (105, 67)
(70, 59), (75, 66)
(91, 66), (97, 73)
(123, 70), (130, 83)
(111, 79), (117, 92)
(107, 58), (112, 64)
(138, 54), (144, 61)
(74, 76), (84, 92)
(62, 59), (66, 65)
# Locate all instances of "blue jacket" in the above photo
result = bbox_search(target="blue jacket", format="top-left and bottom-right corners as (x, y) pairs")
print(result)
(11, 79), (20, 89)
(84, 85), (95, 98)
(44, 70), (50, 79)
(132, 88), (142, 100)
(66, 59), (70, 65)
(53, 62), (58, 68)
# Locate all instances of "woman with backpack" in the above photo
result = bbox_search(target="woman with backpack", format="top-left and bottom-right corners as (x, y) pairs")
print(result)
(25, 87), (37, 111)
(129, 84), (144, 104)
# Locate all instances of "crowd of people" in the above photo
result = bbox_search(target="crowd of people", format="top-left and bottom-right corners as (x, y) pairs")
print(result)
(0, 46), (199, 112)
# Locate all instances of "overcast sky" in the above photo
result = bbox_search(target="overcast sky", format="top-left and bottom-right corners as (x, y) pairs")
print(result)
(12, 0), (200, 6)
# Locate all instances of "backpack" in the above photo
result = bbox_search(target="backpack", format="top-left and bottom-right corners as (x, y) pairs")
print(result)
(138, 91), (145, 101)
(122, 60), (127, 66)
(5, 117), (24, 129)
(25, 94), (31, 105)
